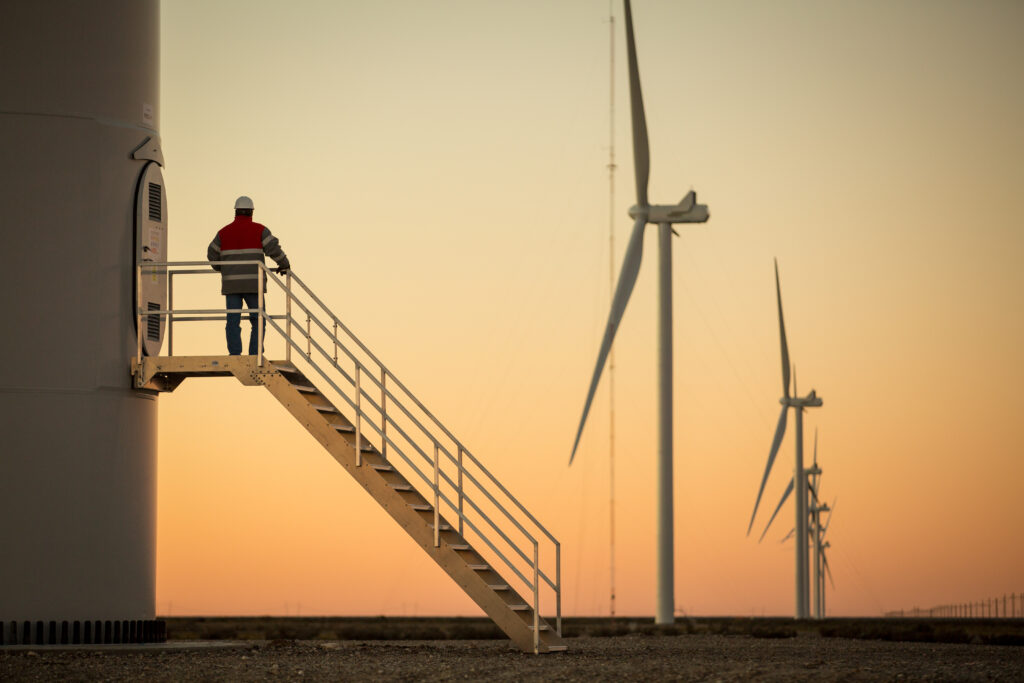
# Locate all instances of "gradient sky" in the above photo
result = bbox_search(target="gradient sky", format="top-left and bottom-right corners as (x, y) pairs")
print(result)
(156, 0), (1024, 618)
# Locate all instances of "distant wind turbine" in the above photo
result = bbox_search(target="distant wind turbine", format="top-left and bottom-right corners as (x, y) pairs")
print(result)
(815, 496), (836, 617)
(806, 431), (831, 619)
(568, 0), (710, 626)
(748, 260), (823, 619)
(764, 433), (834, 621)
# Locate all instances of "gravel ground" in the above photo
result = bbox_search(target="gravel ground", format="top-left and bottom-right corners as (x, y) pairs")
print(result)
(2, 634), (1022, 681)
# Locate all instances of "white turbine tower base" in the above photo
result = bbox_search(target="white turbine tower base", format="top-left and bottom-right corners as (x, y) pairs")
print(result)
(569, 0), (710, 626)
(0, 0), (162, 643)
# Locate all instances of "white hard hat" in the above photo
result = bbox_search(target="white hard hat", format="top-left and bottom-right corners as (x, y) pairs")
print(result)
(234, 196), (254, 210)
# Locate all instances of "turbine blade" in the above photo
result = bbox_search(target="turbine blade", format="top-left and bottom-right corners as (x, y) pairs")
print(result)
(811, 472), (822, 505)
(569, 216), (648, 464)
(780, 527), (795, 544)
(624, 0), (649, 208)
(774, 259), (790, 398)
(746, 404), (788, 535)
(758, 476), (793, 543)
(823, 552), (835, 588)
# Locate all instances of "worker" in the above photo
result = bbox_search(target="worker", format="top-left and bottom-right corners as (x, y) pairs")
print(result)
(207, 196), (291, 355)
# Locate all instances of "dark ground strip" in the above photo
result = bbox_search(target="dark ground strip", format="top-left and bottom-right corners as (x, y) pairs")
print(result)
(2, 635), (1023, 682)
(162, 615), (1024, 646)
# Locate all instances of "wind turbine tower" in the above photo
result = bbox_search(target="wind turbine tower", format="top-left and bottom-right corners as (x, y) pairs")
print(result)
(606, 0), (618, 619)
(0, 0), (165, 643)
(571, 0), (710, 625)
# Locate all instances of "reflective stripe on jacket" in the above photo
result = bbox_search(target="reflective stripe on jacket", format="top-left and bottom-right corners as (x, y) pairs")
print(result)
(207, 216), (290, 294)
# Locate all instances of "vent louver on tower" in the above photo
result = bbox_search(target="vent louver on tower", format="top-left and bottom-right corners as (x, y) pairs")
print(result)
(146, 301), (160, 341)
(148, 183), (161, 221)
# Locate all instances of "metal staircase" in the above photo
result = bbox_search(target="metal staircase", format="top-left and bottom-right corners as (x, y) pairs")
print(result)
(132, 261), (564, 654)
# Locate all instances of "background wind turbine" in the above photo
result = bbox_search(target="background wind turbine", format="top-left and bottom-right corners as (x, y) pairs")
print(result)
(816, 500), (836, 617)
(569, 0), (709, 626)
(806, 431), (831, 619)
(760, 441), (832, 621)
(747, 260), (823, 619)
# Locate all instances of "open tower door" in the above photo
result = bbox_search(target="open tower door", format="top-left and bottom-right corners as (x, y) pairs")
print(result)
(133, 147), (167, 357)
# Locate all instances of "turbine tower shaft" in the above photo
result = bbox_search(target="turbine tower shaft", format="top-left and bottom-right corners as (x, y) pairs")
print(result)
(607, 1), (617, 620)
(656, 222), (675, 624)
(795, 409), (809, 619)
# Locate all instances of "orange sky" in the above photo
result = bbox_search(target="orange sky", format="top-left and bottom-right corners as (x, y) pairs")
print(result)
(156, 0), (1024, 617)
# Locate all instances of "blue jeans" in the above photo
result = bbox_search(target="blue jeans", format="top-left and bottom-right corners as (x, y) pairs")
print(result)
(225, 293), (262, 355)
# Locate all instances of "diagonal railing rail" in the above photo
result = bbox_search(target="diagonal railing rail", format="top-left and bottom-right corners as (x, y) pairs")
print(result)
(137, 260), (561, 645)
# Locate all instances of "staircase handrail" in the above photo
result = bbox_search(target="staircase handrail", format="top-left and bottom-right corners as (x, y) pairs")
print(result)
(278, 271), (560, 544)
(261, 312), (546, 592)
(260, 269), (560, 569)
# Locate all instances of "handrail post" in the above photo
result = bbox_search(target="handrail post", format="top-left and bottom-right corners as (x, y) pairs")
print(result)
(380, 370), (387, 461)
(257, 267), (264, 366)
(433, 442), (440, 548)
(306, 314), (311, 358)
(135, 264), (143, 366)
(355, 365), (362, 467)
(533, 541), (540, 654)
(333, 321), (338, 364)
(285, 272), (292, 363)
(556, 541), (562, 636)
(167, 272), (174, 356)
(457, 446), (464, 537)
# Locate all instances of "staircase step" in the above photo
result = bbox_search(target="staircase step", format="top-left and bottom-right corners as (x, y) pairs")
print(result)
(409, 504), (432, 512)
(391, 484), (413, 492)
(325, 421), (375, 452)
(468, 564), (489, 571)
(293, 385), (318, 394)
(314, 404), (338, 413)
(488, 584), (509, 591)
(331, 427), (374, 453)
(546, 645), (568, 652)
(371, 464), (394, 472)
(509, 604), (530, 612)
(528, 625), (550, 631)
(449, 544), (470, 551)
(430, 523), (453, 531)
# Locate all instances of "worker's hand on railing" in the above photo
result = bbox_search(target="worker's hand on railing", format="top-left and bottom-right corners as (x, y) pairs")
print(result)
(275, 266), (289, 275)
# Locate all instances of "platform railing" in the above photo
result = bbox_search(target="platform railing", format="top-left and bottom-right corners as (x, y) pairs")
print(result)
(137, 260), (560, 646)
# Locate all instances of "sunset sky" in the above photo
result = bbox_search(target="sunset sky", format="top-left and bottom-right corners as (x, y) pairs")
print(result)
(156, 0), (1024, 618)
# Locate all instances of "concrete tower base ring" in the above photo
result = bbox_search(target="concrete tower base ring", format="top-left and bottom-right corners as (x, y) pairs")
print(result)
(0, 620), (167, 647)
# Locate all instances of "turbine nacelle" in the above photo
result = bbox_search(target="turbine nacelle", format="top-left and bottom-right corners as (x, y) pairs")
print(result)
(782, 391), (823, 409)
(628, 191), (709, 225)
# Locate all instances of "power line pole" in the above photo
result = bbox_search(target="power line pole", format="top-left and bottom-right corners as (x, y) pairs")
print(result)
(607, 0), (618, 620)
